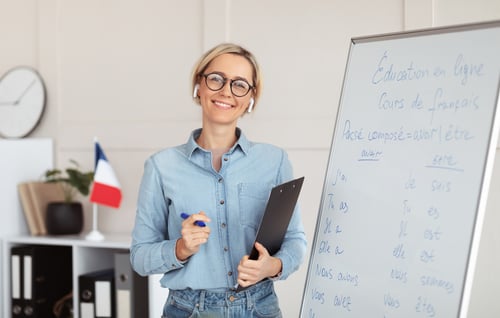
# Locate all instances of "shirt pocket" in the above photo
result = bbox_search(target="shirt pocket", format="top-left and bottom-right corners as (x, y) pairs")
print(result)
(238, 182), (273, 230)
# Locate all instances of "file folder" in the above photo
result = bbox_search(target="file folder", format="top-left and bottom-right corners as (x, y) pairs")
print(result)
(79, 269), (115, 318)
(10, 245), (72, 318)
(114, 252), (149, 318)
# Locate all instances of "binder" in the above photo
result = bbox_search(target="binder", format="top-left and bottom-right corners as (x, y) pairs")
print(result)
(10, 246), (24, 318)
(79, 269), (115, 318)
(114, 252), (149, 318)
(10, 245), (72, 318)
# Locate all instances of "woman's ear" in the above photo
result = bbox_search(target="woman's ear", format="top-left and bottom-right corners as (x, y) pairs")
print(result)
(247, 98), (254, 113)
(193, 84), (200, 98)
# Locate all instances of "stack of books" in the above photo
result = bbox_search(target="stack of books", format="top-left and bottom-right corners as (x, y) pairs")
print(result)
(17, 182), (64, 236)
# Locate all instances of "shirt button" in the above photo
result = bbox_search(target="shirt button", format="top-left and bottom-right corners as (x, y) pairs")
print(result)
(229, 295), (237, 302)
(220, 199), (225, 205)
(221, 223), (226, 228)
(218, 178), (223, 183)
(228, 271), (233, 276)
(223, 157), (228, 162)
(224, 246), (228, 252)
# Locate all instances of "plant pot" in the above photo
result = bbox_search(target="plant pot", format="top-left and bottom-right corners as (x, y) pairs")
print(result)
(46, 202), (84, 235)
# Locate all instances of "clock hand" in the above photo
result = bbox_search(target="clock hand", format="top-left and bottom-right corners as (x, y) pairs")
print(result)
(0, 101), (16, 106)
(13, 79), (36, 106)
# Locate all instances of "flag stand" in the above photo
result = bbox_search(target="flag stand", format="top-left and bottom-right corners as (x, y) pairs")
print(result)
(85, 203), (104, 241)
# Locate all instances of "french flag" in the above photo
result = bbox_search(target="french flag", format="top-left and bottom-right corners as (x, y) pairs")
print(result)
(89, 141), (122, 208)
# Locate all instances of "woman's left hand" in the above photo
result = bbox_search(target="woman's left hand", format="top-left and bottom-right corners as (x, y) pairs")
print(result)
(237, 242), (282, 288)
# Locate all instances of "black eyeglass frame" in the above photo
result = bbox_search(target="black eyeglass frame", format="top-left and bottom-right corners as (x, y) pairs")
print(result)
(202, 72), (254, 97)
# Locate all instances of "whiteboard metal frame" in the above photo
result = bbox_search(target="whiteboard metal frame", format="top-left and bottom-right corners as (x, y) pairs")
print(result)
(459, 72), (500, 317)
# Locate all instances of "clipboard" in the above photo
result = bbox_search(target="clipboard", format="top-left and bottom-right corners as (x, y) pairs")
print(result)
(236, 176), (305, 292)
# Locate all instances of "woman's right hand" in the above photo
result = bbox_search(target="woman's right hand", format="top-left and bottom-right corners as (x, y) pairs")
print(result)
(175, 211), (211, 261)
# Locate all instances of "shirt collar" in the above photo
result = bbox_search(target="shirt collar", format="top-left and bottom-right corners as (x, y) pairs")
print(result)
(184, 127), (250, 158)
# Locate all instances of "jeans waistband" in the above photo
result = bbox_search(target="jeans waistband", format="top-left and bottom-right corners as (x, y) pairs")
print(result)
(168, 280), (275, 311)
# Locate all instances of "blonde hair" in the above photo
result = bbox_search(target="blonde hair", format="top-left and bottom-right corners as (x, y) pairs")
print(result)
(191, 43), (262, 110)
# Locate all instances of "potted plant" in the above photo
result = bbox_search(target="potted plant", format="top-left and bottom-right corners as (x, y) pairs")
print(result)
(44, 159), (94, 235)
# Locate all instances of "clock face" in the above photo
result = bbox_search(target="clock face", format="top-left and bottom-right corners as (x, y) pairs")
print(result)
(0, 66), (46, 138)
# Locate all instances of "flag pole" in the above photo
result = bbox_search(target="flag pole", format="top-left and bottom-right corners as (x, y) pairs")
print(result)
(86, 203), (104, 241)
(85, 136), (104, 241)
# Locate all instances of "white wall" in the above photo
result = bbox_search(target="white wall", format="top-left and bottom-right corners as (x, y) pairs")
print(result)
(0, 0), (499, 316)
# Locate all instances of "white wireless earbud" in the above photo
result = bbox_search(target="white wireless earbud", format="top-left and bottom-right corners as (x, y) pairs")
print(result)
(247, 98), (254, 113)
(193, 84), (199, 98)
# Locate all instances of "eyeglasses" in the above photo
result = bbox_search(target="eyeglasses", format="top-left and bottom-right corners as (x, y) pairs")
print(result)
(202, 72), (253, 97)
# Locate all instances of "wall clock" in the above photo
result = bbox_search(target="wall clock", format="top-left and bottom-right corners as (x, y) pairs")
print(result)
(0, 66), (46, 138)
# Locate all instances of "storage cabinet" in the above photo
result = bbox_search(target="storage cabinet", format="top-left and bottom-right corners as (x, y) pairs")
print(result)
(2, 235), (168, 318)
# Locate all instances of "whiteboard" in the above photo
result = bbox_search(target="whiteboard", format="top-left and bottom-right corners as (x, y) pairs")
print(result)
(300, 21), (500, 318)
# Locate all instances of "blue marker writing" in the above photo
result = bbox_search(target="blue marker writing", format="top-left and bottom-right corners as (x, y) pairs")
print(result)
(180, 213), (206, 227)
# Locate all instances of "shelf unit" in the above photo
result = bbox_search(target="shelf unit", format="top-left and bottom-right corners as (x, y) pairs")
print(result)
(2, 234), (168, 318)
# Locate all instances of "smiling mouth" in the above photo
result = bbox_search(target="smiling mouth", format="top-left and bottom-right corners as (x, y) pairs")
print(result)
(213, 100), (233, 109)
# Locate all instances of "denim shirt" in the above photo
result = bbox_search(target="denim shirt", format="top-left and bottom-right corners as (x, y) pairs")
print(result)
(130, 128), (307, 290)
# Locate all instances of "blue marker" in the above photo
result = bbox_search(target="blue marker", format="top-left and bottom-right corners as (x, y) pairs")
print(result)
(180, 213), (206, 227)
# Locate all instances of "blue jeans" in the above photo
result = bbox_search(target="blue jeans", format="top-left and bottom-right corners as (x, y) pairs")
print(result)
(162, 280), (282, 318)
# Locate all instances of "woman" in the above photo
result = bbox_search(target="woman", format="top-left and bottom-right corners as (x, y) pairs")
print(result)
(130, 43), (307, 317)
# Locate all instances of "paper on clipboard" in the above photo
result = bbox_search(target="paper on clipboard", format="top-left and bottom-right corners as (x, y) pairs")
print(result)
(236, 176), (305, 292)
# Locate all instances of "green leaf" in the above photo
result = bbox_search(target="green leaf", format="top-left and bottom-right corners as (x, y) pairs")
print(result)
(43, 160), (94, 202)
